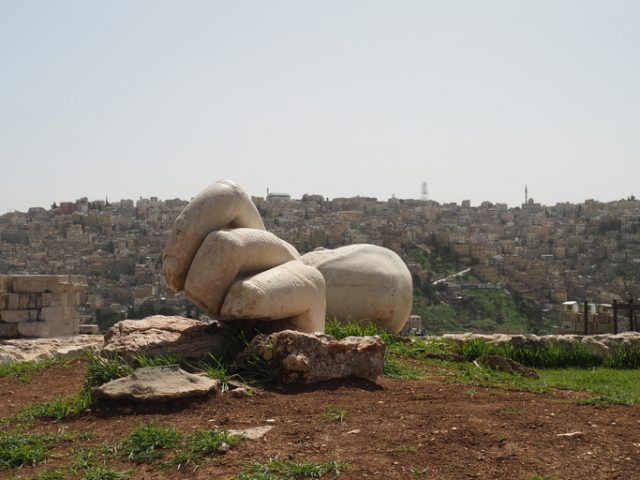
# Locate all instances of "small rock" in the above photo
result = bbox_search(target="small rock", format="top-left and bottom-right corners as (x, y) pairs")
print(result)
(230, 387), (253, 398)
(228, 425), (274, 440)
(556, 431), (584, 438)
(474, 355), (539, 379)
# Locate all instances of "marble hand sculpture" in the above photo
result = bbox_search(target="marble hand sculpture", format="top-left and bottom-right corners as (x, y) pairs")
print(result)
(163, 180), (412, 333)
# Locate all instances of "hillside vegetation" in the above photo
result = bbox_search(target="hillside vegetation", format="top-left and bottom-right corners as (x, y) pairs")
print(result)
(410, 244), (550, 334)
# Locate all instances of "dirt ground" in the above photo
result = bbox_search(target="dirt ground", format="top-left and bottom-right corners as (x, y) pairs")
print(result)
(2, 360), (640, 480)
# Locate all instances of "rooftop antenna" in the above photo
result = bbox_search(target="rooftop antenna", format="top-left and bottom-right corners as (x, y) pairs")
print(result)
(525, 185), (528, 204)
(421, 181), (428, 201)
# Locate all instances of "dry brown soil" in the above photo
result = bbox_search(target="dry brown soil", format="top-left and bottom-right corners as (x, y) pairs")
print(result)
(2, 360), (640, 480)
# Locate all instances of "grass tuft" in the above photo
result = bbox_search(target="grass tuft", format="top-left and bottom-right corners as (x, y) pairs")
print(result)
(0, 430), (62, 469)
(193, 353), (240, 392)
(19, 390), (92, 421)
(169, 429), (243, 470)
(84, 353), (134, 390)
(119, 422), (179, 463)
(0, 357), (61, 382)
(325, 318), (393, 344)
(322, 405), (348, 423)
(383, 353), (422, 379)
(235, 459), (346, 479)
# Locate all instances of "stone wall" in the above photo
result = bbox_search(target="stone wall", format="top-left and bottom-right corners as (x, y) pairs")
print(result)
(0, 275), (86, 338)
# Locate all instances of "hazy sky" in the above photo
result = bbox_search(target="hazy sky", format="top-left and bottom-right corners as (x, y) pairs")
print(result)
(1, 1), (639, 213)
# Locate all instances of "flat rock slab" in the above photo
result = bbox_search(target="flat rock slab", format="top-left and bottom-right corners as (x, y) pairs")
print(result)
(232, 330), (385, 384)
(93, 365), (219, 402)
(0, 335), (103, 363)
(102, 315), (238, 360)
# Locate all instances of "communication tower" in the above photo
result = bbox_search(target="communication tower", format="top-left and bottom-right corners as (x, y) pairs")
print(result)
(421, 181), (428, 201)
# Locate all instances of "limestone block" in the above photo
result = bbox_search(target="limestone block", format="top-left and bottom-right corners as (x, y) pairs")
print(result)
(92, 365), (219, 402)
(17, 322), (49, 337)
(233, 330), (386, 384)
(43, 307), (78, 337)
(29, 293), (42, 309)
(0, 322), (19, 338)
(18, 293), (30, 309)
(39, 306), (65, 323)
(0, 310), (31, 323)
(0, 293), (8, 309)
(163, 180), (266, 291)
(41, 293), (53, 307)
(12, 275), (87, 294)
(103, 315), (241, 360)
(29, 310), (39, 321)
(7, 293), (19, 310)
(12, 276), (61, 293)
(301, 244), (413, 333)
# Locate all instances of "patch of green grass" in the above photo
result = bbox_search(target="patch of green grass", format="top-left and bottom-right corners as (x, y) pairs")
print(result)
(119, 422), (179, 464)
(325, 318), (393, 344)
(604, 346), (640, 369)
(19, 391), (92, 421)
(132, 353), (180, 368)
(499, 407), (526, 416)
(430, 359), (546, 393)
(169, 429), (243, 470)
(448, 338), (606, 369)
(0, 430), (61, 469)
(80, 465), (129, 480)
(194, 353), (240, 392)
(392, 445), (417, 453)
(422, 355), (640, 405)
(538, 368), (640, 405)
(235, 459), (345, 479)
(0, 357), (60, 382)
(322, 405), (348, 423)
(383, 353), (423, 379)
(21, 470), (67, 480)
(84, 353), (134, 390)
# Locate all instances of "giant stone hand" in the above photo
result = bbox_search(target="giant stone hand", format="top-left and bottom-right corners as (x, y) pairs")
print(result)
(163, 180), (412, 334)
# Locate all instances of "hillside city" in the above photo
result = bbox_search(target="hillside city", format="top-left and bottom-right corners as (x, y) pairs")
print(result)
(1, 191), (639, 334)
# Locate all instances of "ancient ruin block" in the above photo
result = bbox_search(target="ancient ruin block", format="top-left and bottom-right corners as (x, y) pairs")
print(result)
(0, 322), (19, 338)
(18, 322), (49, 337)
(29, 293), (41, 309)
(19, 293), (30, 309)
(40, 306), (65, 322)
(7, 293), (19, 310)
(41, 293), (53, 307)
(0, 310), (31, 323)
(12, 275), (86, 294)
(0, 275), (86, 339)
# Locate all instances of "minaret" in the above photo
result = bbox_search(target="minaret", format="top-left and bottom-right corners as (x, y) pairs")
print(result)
(525, 185), (528, 204)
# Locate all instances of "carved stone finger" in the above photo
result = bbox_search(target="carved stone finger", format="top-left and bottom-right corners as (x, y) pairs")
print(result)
(163, 179), (266, 291)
